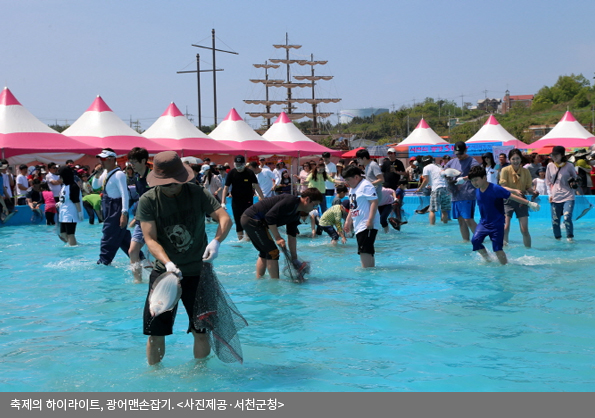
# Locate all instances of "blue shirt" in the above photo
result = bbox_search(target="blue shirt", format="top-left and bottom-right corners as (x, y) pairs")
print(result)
(0, 175), (4, 197)
(476, 183), (511, 228)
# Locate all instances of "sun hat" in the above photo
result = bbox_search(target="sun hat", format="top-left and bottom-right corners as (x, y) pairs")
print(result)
(146, 151), (194, 187)
(96, 149), (117, 158)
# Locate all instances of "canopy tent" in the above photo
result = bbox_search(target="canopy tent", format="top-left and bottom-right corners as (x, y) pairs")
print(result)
(142, 103), (238, 156)
(0, 87), (99, 162)
(209, 108), (289, 156)
(529, 111), (595, 149)
(262, 112), (341, 157)
(341, 147), (364, 158)
(466, 115), (529, 149)
(390, 118), (449, 150)
(62, 96), (167, 155)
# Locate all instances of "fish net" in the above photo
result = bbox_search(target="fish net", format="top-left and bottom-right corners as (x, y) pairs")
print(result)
(574, 194), (593, 220)
(193, 263), (248, 364)
(280, 246), (308, 283)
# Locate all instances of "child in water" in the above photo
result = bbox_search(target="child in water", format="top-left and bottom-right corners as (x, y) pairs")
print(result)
(468, 165), (540, 265)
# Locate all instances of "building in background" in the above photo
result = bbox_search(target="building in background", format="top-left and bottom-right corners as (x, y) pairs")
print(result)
(501, 90), (534, 114)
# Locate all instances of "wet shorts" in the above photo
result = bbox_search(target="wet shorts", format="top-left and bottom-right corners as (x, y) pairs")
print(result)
(143, 269), (206, 336)
(131, 222), (145, 244)
(452, 200), (476, 220)
(429, 187), (452, 213)
(356, 228), (378, 255)
(504, 199), (529, 219)
(320, 225), (340, 241)
(472, 223), (504, 253)
(240, 214), (280, 260)
(232, 198), (253, 233)
(60, 222), (77, 235)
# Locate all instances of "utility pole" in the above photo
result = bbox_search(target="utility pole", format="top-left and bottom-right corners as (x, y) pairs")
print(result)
(460, 94), (464, 116)
(177, 53), (222, 129)
(192, 29), (238, 126)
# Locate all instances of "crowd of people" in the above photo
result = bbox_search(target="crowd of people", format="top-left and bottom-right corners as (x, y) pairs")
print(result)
(3, 142), (595, 364)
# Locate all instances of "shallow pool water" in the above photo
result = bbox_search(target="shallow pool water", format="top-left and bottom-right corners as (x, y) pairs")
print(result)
(1, 213), (594, 392)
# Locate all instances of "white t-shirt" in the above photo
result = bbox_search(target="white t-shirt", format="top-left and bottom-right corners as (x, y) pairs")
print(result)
(257, 167), (277, 197)
(2, 173), (13, 198)
(324, 161), (337, 190)
(422, 164), (447, 189)
(45, 172), (62, 197)
(91, 168), (129, 212)
(15, 174), (29, 198)
(59, 184), (82, 223)
(485, 166), (498, 184)
(348, 178), (380, 234)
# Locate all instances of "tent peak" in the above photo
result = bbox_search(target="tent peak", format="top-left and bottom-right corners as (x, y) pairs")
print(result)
(275, 112), (291, 124)
(162, 102), (184, 117)
(415, 118), (430, 129)
(561, 111), (577, 123)
(485, 115), (500, 125)
(223, 108), (243, 122)
(86, 96), (113, 113)
(0, 87), (22, 106)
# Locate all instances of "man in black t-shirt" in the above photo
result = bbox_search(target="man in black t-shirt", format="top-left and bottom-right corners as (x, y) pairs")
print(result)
(381, 147), (407, 190)
(221, 155), (264, 240)
(240, 188), (322, 279)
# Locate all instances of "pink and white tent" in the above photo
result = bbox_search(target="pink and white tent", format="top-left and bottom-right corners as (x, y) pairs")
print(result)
(466, 115), (529, 149)
(62, 96), (167, 155)
(209, 108), (289, 156)
(143, 103), (238, 156)
(261, 112), (340, 157)
(394, 118), (448, 149)
(529, 111), (595, 149)
(0, 87), (99, 162)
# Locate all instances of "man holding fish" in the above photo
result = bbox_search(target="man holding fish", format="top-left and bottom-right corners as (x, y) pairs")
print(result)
(136, 151), (232, 365)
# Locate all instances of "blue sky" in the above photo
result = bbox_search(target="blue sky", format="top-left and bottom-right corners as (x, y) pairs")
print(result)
(3, 0), (595, 130)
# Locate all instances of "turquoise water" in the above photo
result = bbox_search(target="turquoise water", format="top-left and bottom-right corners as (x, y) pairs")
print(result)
(1, 213), (595, 392)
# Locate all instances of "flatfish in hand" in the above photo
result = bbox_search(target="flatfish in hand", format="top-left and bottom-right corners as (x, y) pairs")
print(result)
(149, 272), (182, 317)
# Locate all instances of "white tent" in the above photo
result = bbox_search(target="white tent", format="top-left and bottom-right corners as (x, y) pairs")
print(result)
(530, 111), (595, 149)
(209, 108), (289, 156)
(0, 87), (98, 164)
(262, 112), (340, 157)
(466, 115), (528, 149)
(142, 103), (237, 156)
(395, 118), (448, 148)
(63, 96), (167, 155)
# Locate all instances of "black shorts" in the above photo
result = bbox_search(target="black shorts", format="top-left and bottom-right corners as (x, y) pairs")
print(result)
(356, 229), (378, 255)
(232, 198), (253, 232)
(504, 199), (529, 219)
(60, 222), (77, 235)
(143, 269), (206, 336)
(240, 214), (280, 260)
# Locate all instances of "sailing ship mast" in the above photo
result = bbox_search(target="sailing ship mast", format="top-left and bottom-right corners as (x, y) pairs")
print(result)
(244, 33), (341, 131)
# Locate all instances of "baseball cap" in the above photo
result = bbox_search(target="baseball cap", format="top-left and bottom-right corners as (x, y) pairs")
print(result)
(341, 199), (350, 211)
(454, 141), (466, 155)
(146, 151), (194, 187)
(234, 155), (246, 164)
(552, 145), (566, 156)
(409, 157), (416, 162)
(387, 147), (396, 153)
(96, 149), (117, 158)
(322, 152), (331, 158)
(201, 164), (210, 173)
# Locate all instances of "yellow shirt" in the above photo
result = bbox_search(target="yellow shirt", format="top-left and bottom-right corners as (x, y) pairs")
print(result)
(499, 165), (532, 192)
